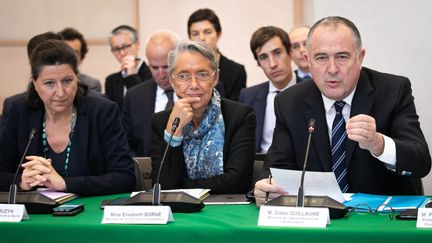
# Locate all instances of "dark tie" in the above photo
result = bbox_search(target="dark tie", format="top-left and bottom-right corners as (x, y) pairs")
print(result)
(164, 90), (174, 110)
(331, 101), (349, 192)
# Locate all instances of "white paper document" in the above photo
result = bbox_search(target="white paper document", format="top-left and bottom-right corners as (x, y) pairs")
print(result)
(270, 168), (345, 202)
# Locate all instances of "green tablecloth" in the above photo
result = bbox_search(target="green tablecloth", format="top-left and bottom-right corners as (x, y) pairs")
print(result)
(1, 194), (431, 243)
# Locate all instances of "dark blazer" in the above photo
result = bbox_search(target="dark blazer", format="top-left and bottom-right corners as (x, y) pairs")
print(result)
(150, 99), (256, 194)
(78, 72), (101, 92)
(265, 67), (431, 195)
(218, 54), (247, 101)
(105, 62), (152, 110)
(0, 92), (25, 140)
(122, 79), (158, 157)
(239, 82), (269, 152)
(0, 95), (136, 196)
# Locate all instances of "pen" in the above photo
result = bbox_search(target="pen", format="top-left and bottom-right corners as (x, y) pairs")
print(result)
(264, 174), (272, 204)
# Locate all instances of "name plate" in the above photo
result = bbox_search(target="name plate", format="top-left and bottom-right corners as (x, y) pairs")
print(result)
(258, 206), (329, 228)
(0, 204), (29, 222)
(416, 208), (432, 228)
(102, 205), (174, 224)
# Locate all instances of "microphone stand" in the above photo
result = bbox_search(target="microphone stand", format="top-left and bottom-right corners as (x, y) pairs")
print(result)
(8, 128), (37, 204)
(296, 119), (315, 207)
(153, 117), (180, 206)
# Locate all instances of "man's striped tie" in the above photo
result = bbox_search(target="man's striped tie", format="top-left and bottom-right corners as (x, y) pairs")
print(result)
(331, 101), (349, 192)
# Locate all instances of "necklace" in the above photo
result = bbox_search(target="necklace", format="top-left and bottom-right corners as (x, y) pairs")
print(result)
(42, 106), (76, 177)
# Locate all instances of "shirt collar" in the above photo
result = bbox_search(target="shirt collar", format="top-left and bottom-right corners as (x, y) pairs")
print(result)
(322, 87), (356, 112)
(297, 69), (311, 78)
(269, 72), (296, 93)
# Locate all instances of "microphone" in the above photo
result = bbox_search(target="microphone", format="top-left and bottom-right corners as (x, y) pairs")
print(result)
(153, 117), (180, 205)
(265, 118), (348, 219)
(102, 116), (204, 212)
(8, 128), (37, 204)
(296, 119), (315, 207)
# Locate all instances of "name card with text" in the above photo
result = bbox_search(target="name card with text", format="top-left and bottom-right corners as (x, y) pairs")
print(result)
(0, 204), (29, 222)
(416, 208), (432, 228)
(102, 205), (174, 224)
(258, 206), (329, 228)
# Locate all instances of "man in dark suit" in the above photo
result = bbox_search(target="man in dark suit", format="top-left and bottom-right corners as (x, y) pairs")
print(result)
(187, 8), (247, 101)
(105, 25), (152, 110)
(122, 30), (180, 156)
(240, 26), (296, 153)
(289, 26), (312, 83)
(254, 16), (431, 205)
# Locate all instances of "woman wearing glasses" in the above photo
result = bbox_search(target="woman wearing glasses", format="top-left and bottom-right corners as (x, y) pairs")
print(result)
(150, 40), (255, 194)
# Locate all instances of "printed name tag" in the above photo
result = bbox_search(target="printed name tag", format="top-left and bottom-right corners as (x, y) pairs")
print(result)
(102, 205), (174, 224)
(0, 204), (29, 222)
(416, 208), (432, 228)
(258, 206), (329, 228)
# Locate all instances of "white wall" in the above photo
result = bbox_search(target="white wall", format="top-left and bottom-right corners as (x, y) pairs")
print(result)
(304, 0), (432, 194)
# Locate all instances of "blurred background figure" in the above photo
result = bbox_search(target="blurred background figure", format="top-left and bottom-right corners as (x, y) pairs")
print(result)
(105, 25), (152, 110)
(123, 30), (180, 157)
(240, 26), (295, 153)
(187, 8), (246, 101)
(289, 25), (311, 83)
(58, 27), (102, 92)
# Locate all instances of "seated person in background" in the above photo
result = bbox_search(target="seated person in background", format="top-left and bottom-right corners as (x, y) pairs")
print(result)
(105, 25), (152, 110)
(123, 30), (180, 157)
(254, 16), (431, 205)
(0, 40), (136, 196)
(151, 40), (256, 194)
(288, 25), (312, 83)
(240, 26), (296, 153)
(58, 27), (102, 92)
(187, 8), (247, 101)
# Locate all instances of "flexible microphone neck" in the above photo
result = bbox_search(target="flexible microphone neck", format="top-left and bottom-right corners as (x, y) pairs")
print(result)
(153, 117), (180, 205)
(9, 128), (37, 204)
(297, 119), (315, 207)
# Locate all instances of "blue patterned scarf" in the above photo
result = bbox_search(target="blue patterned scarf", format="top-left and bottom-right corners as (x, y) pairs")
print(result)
(182, 89), (225, 180)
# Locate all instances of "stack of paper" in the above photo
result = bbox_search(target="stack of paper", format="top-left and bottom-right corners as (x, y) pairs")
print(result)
(38, 189), (77, 204)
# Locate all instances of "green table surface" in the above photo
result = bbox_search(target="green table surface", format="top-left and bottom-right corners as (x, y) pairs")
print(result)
(1, 194), (431, 243)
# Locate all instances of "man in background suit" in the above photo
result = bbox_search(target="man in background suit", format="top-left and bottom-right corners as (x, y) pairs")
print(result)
(105, 25), (152, 110)
(122, 30), (180, 156)
(289, 26), (312, 83)
(239, 26), (296, 153)
(187, 8), (247, 101)
(59, 27), (102, 92)
(254, 16), (431, 205)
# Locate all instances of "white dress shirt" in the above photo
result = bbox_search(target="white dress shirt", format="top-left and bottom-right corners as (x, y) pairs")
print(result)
(321, 89), (396, 170)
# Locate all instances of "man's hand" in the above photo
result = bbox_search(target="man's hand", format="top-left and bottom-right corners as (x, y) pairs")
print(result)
(346, 114), (384, 156)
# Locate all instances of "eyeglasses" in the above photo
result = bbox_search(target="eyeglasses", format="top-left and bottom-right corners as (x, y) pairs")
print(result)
(111, 42), (135, 54)
(347, 204), (395, 220)
(171, 71), (216, 83)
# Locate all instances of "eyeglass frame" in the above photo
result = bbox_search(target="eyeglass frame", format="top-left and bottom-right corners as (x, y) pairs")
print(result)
(346, 203), (395, 220)
(110, 41), (137, 54)
(170, 70), (217, 84)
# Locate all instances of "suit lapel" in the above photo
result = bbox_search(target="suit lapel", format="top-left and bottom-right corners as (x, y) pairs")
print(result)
(254, 82), (269, 150)
(72, 100), (89, 167)
(345, 70), (375, 167)
(29, 108), (44, 155)
(304, 86), (332, 171)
